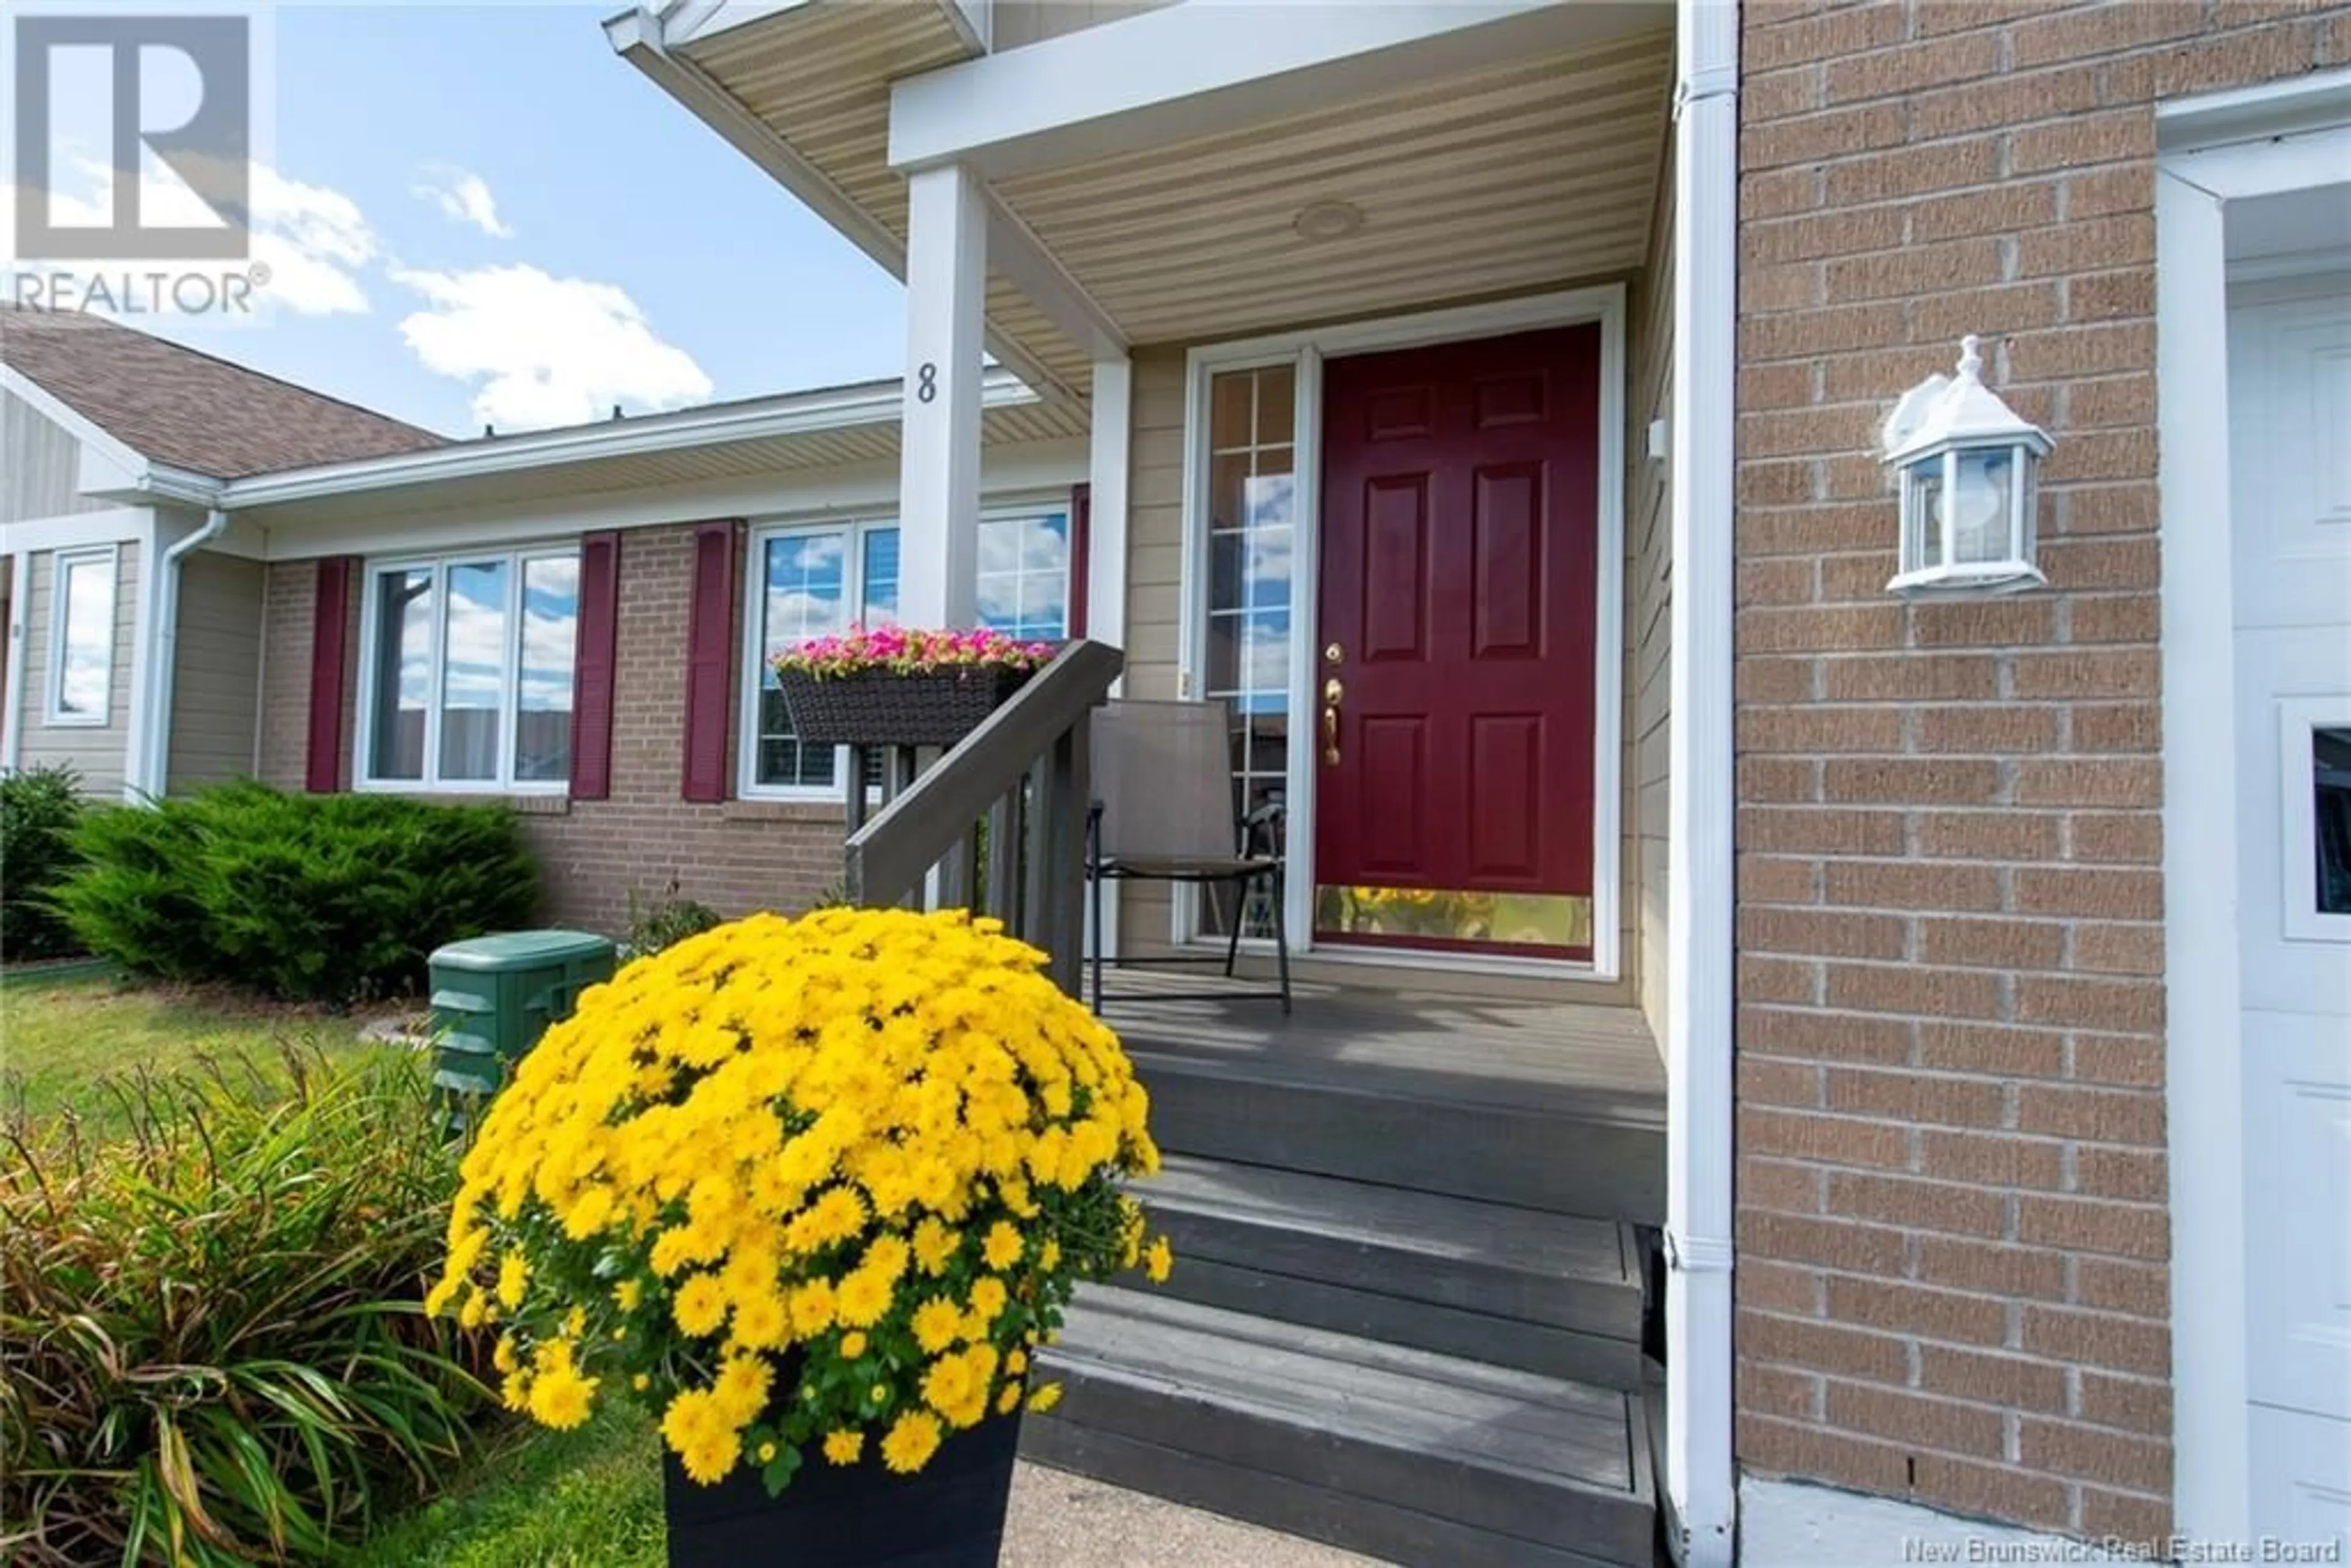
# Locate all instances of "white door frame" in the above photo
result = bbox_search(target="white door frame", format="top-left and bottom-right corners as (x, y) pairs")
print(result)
(1174, 284), (1629, 981)
(2155, 66), (2351, 1550)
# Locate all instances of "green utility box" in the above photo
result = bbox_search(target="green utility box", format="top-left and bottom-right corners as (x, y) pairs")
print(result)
(428, 930), (616, 1103)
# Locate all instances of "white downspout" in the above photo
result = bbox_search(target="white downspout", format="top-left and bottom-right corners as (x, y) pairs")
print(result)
(137, 506), (228, 800)
(1667, 1), (1738, 1565)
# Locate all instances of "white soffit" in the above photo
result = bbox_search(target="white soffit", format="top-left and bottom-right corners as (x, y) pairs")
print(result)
(992, 29), (1676, 345)
(679, 0), (1095, 397)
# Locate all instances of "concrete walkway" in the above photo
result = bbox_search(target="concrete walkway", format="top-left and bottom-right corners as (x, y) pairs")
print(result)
(1002, 1463), (1381, 1566)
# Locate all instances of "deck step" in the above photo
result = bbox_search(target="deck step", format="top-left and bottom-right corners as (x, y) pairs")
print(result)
(1146, 1155), (1647, 1389)
(1025, 1286), (1655, 1568)
(1130, 1048), (1665, 1221)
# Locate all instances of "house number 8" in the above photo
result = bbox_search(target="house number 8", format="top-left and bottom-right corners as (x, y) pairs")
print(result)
(917, 363), (937, 403)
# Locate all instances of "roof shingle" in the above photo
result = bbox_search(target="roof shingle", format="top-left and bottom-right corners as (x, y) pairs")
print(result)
(0, 307), (447, 479)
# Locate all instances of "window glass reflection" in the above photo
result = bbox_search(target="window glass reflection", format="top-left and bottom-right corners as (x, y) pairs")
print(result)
(756, 531), (850, 789)
(54, 554), (115, 719)
(370, 567), (433, 781)
(516, 557), (579, 784)
(1201, 367), (1296, 939)
(2315, 726), (2351, 916)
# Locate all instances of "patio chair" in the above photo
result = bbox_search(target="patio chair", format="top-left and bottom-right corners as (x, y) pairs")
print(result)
(1086, 699), (1292, 1015)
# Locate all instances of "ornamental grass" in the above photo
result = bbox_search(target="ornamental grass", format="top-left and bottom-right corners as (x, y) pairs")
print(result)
(428, 907), (1169, 1495)
(0, 1050), (487, 1567)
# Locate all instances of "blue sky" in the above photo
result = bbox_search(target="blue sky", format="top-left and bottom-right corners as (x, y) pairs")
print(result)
(31, 4), (912, 437)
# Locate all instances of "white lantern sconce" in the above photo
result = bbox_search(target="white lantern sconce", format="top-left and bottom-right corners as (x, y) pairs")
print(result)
(1881, 335), (2052, 598)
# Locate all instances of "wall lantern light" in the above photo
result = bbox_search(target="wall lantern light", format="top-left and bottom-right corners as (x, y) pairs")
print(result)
(1881, 334), (2052, 598)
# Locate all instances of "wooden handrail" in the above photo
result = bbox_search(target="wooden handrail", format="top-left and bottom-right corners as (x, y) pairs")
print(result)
(842, 639), (1123, 991)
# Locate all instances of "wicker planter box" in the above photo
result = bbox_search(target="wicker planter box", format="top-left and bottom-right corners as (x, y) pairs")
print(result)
(776, 664), (1033, 748)
(662, 1411), (1020, 1567)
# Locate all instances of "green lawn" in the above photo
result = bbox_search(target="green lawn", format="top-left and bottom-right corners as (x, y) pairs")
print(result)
(0, 972), (375, 1136)
(354, 1405), (666, 1568)
(0, 973), (666, 1562)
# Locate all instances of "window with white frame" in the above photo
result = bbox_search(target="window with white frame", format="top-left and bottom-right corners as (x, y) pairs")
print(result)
(45, 546), (118, 726)
(359, 549), (580, 790)
(742, 509), (1073, 795)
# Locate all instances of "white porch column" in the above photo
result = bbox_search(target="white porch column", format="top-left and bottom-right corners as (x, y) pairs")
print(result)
(898, 162), (988, 628)
(1085, 353), (1131, 667)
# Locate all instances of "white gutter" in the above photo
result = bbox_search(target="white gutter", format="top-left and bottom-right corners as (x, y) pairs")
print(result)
(216, 367), (1045, 509)
(129, 505), (228, 801)
(1665, 1), (1738, 1566)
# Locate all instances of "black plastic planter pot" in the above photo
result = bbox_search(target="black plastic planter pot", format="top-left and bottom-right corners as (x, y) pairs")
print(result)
(661, 1414), (1022, 1568)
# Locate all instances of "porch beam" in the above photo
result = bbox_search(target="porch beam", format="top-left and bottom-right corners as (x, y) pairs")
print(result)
(898, 163), (988, 629)
(889, 0), (1671, 179)
(985, 192), (1128, 362)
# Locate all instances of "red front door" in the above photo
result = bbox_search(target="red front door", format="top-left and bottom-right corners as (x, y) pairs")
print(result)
(1314, 325), (1600, 956)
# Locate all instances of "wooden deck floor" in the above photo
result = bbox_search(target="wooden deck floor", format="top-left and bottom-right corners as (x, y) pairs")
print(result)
(1095, 968), (1667, 1129)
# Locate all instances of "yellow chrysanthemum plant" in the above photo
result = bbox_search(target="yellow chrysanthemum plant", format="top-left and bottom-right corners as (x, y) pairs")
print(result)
(427, 908), (1171, 1496)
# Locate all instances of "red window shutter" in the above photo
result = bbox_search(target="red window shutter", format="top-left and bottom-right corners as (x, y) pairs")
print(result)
(306, 556), (356, 793)
(568, 531), (622, 801)
(681, 520), (740, 803)
(1068, 482), (1091, 640)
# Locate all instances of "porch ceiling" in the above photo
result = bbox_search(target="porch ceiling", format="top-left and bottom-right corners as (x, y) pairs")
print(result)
(992, 27), (1676, 347)
(680, 1), (1096, 400)
(667, 6), (1668, 391)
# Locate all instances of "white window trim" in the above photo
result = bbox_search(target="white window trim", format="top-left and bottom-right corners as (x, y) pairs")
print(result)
(351, 544), (579, 795)
(42, 543), (119, 729)
(738, 515), (902, 803)
(737, 498), (1081, 802)
(1174, 283), (1629, 981)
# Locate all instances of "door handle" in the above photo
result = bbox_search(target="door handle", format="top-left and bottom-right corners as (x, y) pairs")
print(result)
(1322, 678), (1342, 765)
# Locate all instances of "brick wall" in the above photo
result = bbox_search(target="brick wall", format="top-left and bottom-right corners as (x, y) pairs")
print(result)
(258, 523), (847, 934)
(1732, 0), (2351, 1545)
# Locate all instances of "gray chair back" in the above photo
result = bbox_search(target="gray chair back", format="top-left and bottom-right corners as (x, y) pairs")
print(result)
(1092, 700), (1235, 863)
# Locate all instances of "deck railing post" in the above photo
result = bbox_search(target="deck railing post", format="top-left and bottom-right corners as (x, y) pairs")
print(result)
(1043, 711), (1090, 996)
(838, 640), (1120, 973)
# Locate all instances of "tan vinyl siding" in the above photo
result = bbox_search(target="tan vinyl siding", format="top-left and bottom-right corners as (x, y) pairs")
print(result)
(991, 0), (1173, 51)
(18, 542), (137, 797)
(167, 552), (265, 792)
(3, 390), (107, 523)
(1630, 137), (1676, 1051)
(1116, 345), (1190, 955)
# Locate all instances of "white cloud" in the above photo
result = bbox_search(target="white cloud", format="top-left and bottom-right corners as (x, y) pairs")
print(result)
(389, 263), (713, 432)
(4, 152), (377, 315)
(249, 164), (377, 314)
(411, 165), (514, 239)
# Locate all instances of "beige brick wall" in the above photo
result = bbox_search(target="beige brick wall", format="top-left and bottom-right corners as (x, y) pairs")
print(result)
(258, 523), (847, 934)
(1733, 0), (2351, 1545)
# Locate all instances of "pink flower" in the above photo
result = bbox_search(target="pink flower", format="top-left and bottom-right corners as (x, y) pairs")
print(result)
(771, 626), (1060, 681)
